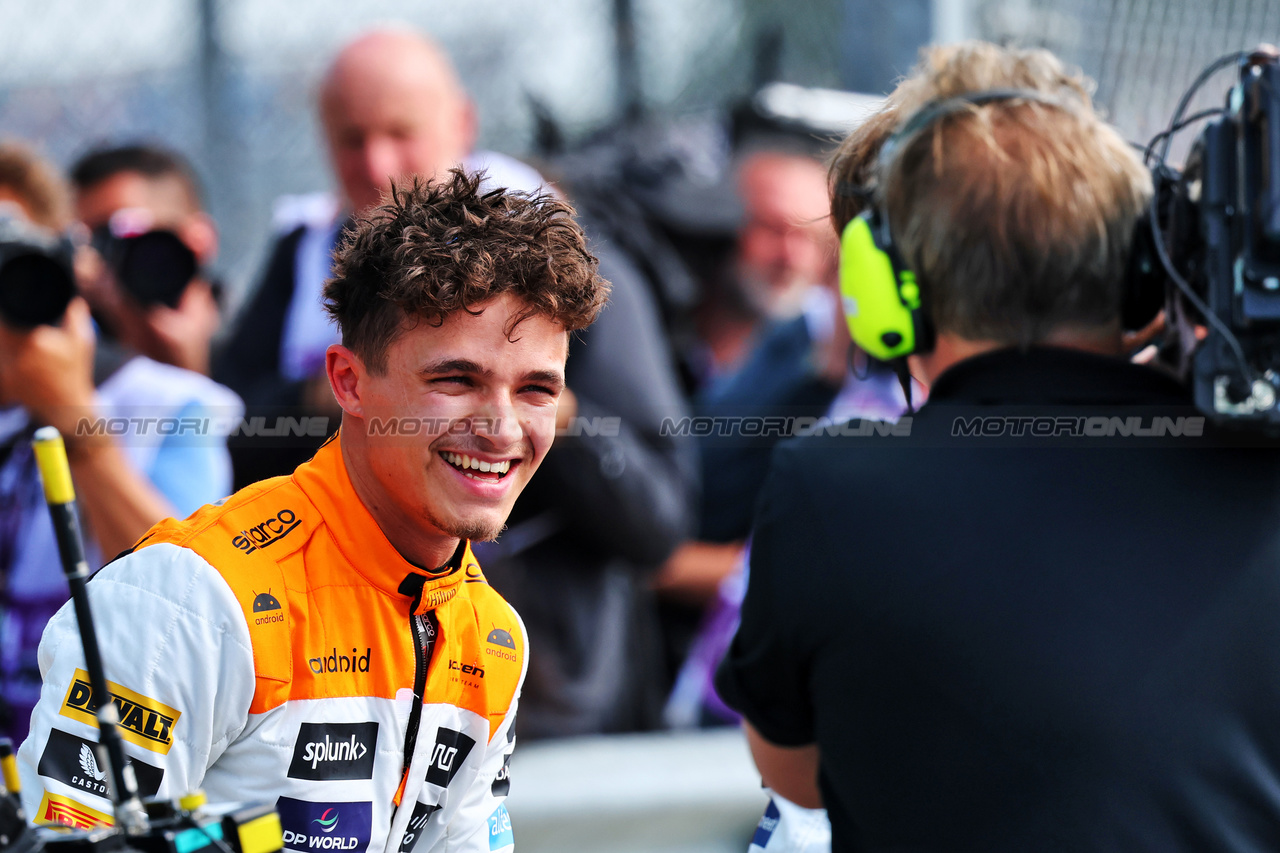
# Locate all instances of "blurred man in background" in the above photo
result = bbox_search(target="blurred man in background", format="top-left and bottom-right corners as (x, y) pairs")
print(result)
(215, 26), (543, 489)
(719, 41), (1280, 851)
(0, 141), (239, 745)
(71, 144), (222, 377)
(691, 150), (835, 387)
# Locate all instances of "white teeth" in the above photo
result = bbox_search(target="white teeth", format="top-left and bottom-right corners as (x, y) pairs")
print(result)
(443, 452), (511, 476)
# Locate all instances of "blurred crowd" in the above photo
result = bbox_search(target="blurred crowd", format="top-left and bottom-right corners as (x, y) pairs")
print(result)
(0, 26), (889, 746)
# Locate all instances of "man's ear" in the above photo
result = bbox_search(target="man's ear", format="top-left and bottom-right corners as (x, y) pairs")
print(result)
(327, 344), (366, 417)
(459, 96), (479, 155)
(180, 213), (219, 266)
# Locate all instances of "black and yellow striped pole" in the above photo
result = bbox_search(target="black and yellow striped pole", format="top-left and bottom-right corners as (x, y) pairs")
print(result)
(32, 427), (148, 835)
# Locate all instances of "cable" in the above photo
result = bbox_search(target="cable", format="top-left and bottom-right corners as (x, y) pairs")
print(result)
(1147, 50), (1257, 388)
(1142, 108), (1226, 165)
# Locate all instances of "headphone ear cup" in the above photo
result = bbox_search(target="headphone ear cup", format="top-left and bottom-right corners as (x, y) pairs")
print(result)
(1123, 213), (1167, 332)
(839, 211), (927, 360)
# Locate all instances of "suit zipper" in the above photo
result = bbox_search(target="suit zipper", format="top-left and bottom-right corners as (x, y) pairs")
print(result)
(397, 610), (437, 805)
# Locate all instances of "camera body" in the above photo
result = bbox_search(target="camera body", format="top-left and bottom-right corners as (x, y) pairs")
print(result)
(90, 226), (197, 311)
(1163, 50), (1280, 428)
(0, 215), (77, 328)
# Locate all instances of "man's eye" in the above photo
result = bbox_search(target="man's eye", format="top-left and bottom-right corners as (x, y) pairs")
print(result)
(434, 376), (473, 387)
(521, 385), (557, 396)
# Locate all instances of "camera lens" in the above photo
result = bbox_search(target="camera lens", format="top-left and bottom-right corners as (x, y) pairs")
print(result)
(0, 249), (76, 328)
(115, 231), (197, 309)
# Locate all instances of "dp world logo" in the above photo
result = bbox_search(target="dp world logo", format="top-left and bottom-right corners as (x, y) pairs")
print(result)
(276, 797), (372, 852)
(312, 809), (339, 833)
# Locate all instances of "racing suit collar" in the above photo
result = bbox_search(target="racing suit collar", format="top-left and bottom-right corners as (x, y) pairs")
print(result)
(292, 434), (473, 613)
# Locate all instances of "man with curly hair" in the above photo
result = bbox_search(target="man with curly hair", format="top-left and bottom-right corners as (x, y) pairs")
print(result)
(19, 170), (607, 853)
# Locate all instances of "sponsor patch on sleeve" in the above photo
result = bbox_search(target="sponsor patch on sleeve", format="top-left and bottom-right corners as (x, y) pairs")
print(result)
(37, 728), (164, 799)
(486, 804), (513, 851)
(59, 670), (181, 755)
(34, 791), (114, 829)
(424, 727), (476, 788)
(397, 801), (441, 853)
(751, 799), (781, 850)
(490, 752), (511, 797)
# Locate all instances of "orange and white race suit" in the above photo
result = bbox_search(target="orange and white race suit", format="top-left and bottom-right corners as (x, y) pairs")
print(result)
(18, 435), (526, 853)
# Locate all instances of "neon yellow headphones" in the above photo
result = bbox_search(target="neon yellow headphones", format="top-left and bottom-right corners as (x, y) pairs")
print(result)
(838, 89), (1071, 361)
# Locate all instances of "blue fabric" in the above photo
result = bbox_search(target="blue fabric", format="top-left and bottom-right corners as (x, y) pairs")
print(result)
(147, 401), (233, 517)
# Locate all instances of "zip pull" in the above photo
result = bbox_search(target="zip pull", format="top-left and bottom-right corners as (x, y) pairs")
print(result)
(398, 610), (440, 807)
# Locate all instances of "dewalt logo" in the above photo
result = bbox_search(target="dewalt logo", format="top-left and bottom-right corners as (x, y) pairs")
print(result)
(59, 670), (181, 755)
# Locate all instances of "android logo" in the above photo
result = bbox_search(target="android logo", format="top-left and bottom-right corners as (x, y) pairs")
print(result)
(485, 627), (515, 649)
(252, 590), (282, 613)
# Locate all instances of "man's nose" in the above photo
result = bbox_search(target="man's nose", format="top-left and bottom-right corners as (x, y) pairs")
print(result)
(360, 137), (403, 189)
(473, 393), (527, 450)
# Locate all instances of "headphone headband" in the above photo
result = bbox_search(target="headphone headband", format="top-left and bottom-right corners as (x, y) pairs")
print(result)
(878, 88), (1077, 174)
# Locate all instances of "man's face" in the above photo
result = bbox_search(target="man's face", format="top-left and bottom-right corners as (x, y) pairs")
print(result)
(351, 293), (567, 546)
(321, 53), (474, 215)
(75, 171), (191, 234)
(736, 153), (837, 318)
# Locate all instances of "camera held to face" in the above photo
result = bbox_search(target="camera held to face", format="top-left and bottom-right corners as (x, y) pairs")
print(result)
(0, 213), (77, 328)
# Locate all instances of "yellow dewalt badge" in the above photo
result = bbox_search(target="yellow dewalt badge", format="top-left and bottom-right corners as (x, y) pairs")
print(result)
(59, 669), (181, 754)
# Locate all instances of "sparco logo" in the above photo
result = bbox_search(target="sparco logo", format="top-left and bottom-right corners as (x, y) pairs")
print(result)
(287, 722), (378, 781)
(232, 508), (300, 554)
(277, 798), (371, 853)
(308, 648), (371, 675)
(424, 727), (476, 788)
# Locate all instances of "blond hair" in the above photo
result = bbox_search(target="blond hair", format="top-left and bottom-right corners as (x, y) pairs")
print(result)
(0, 140), (72, 230)
(829, 42), (1151, 345)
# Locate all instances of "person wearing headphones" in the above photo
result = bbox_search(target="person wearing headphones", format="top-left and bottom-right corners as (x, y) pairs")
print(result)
(716, 41), (1280, 851)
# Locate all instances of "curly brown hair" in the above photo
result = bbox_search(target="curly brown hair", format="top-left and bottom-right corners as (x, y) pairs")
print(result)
(324, 168), (608, 372)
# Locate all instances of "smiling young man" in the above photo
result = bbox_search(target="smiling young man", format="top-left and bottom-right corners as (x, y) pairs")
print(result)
(19, 170), (607, 853)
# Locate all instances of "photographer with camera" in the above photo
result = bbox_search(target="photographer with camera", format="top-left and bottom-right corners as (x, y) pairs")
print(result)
(70, 145), (222, 378)
(0, 141), (240, 747)
(716, 42), (1280, 851)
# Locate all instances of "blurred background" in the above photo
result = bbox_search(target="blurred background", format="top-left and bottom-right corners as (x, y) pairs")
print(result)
(2, 1), (1277, 851)
(1, 0), (1274, 305)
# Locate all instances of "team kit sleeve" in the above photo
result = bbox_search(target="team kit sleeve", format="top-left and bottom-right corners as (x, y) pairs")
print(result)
(17, 543), (257, 824)
(438, 701), (519, 853)
(436, 607), (527, 853)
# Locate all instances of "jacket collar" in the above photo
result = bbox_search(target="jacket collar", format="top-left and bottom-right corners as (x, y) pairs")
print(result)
(293, 434), (472, 612)
(924, 346), (1192, 408)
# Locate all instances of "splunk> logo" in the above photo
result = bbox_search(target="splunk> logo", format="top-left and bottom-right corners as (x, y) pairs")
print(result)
(232, 508), (300, 554)
(287, 722), (379, 781)
(425, 727), (476, 788)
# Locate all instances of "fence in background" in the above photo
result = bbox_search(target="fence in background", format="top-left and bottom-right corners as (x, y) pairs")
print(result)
(0, 0), (1275, 308)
